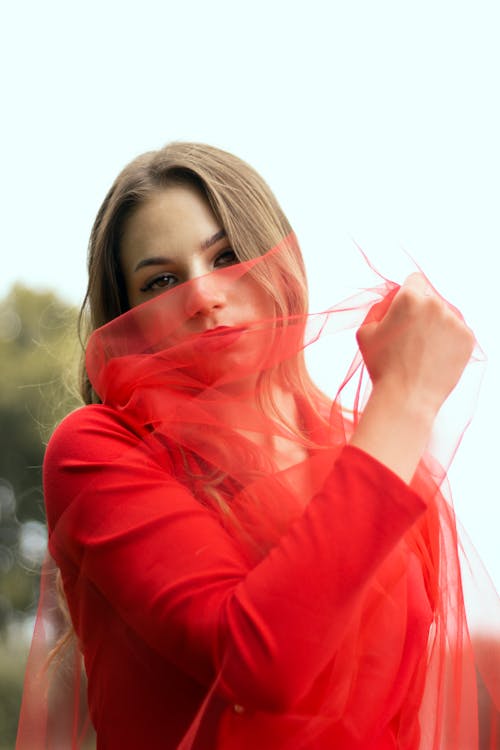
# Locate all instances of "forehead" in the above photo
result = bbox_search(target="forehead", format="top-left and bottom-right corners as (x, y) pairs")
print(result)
(120, 185), (221, 266)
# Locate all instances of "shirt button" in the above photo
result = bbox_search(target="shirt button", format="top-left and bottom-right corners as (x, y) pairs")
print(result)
(234, 704), (245, 714)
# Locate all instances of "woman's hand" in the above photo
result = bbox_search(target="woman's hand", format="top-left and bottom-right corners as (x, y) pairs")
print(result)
(350, 274), (475, 483)
(357, 273), (475, 417)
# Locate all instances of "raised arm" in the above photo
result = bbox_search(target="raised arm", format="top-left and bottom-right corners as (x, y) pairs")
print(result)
(350, 273), (475, 483)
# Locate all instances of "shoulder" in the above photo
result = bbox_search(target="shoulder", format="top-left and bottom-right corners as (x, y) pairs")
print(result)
(43, 405), (148, 529)
(45, 404), (143, 465)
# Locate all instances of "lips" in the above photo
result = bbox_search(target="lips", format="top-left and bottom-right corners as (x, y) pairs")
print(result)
(194, 325), (246, 350)
(200, 326), (242, 336)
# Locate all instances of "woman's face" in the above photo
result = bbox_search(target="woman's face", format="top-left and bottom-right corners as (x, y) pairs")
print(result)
(120, 184), (274, 327)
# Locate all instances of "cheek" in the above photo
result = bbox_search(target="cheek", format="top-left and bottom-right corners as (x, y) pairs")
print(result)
(241, 279), (275, 318)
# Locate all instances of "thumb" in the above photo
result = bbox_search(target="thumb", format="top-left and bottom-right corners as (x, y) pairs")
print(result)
(356, 320), (378, 350)
(361, 285), (400, 327)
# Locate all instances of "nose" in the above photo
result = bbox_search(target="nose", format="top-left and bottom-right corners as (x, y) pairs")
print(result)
(183, 273), (227, 318)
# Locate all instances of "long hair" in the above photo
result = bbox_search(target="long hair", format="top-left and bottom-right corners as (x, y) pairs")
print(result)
(49, 143), (328, 658)
(80, 141), (326, 428)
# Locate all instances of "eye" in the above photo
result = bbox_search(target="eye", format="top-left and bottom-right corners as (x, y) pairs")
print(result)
(140, 273), (178, 293)
(214, 249), (238, 268)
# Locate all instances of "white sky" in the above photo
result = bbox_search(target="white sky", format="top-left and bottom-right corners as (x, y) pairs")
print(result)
(2, 1), (500, 593)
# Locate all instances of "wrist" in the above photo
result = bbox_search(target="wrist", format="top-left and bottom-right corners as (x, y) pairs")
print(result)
(370, 379), (439, 428)
(349, 382), (437, 484)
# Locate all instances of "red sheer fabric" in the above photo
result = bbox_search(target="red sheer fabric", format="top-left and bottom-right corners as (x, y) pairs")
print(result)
(16, 236), (500, 748)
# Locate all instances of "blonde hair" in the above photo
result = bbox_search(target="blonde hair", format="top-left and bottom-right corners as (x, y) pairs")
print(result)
(54, 143), (329, 659)
(80, 141), (324, 425)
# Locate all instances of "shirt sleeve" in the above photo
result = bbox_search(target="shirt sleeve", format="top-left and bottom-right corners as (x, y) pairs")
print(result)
(44, 405), (427, 713)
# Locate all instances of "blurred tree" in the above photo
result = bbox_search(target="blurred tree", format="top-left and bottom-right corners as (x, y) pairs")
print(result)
(0, 284), (80, 623)
(0, 284), (81, 748)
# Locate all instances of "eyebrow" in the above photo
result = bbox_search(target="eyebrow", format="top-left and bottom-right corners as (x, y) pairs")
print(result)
(133, 230), (227, 272)
(201, 229), (226, 250)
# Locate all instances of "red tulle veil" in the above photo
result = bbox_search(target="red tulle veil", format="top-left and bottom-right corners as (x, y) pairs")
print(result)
(16, 236), (500, 749)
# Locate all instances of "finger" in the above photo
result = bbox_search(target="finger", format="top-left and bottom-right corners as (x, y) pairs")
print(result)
(362, 286), (400, 326)
(402, 272), (433, 296)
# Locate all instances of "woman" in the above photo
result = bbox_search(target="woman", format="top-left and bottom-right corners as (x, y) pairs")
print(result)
(17, 142), (499, 749)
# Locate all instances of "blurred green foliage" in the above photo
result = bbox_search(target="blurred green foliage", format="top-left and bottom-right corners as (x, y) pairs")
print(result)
(0, 639), (26, 748)
(0, 284), (80, 747)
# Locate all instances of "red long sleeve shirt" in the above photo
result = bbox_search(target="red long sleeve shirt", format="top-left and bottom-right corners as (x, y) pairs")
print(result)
(44, 404), (432, 749)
